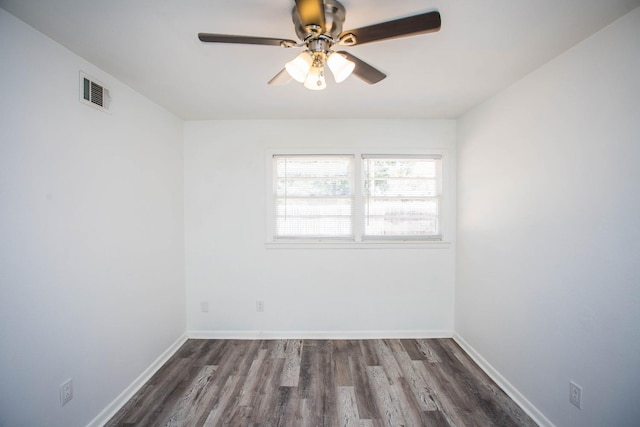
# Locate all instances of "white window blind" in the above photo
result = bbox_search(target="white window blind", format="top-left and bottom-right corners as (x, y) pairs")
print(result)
(274, 155), (354, 239)
(362, 155), (442, 240)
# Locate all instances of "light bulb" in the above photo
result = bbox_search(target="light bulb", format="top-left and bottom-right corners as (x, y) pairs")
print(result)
(304, 64), (327, 90)
(327, 52), (355, 83)
(285, 52), (313, 83)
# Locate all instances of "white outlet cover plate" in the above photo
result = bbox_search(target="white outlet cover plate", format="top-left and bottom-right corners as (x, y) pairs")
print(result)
(60, 379), (73, 406)
(569, 381), (582, 409)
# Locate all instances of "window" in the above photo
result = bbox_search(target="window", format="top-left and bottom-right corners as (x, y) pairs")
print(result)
(269, 152), (445, 244)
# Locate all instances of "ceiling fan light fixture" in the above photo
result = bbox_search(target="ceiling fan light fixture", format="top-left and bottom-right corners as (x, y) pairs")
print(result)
(304, 62), (327, 90)
(285, 51), (313, 82)
(327, 52), (355, 83)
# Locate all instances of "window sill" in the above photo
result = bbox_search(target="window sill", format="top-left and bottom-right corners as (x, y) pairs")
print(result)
(265, 240), (452, 250)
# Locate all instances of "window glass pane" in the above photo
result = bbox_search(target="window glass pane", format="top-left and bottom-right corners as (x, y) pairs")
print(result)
(275, 157), (351, 178)
(274, 155), (353, 238)
(276, 198), (353, 216)
(366, 198), (438, 216)
(364, 218), (439, 236)
(367, 178), (437, 197)
(365, 199), (439, 236)
(363, 157), (441, 238)
(276, 198), (352, 236)
(276, 217), (352, 237)
(276, 178), (352, 197)
(366, 159), (436, 178)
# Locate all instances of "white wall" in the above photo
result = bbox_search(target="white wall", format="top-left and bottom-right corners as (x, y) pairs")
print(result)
(184, 119), (456, 337)
(456, 7), (640, 427)
(0, 10), (186, 427)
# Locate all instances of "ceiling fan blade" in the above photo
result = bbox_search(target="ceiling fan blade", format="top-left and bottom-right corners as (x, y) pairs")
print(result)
(268, 69), (292, 85)
(339, 11), (441, 46)
(295, 0), (326, 34)
(198, 33), (298, 47)
(336, 51), (386, 84)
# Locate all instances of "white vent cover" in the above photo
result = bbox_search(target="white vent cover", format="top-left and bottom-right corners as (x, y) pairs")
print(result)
(79, 71), (111, 112)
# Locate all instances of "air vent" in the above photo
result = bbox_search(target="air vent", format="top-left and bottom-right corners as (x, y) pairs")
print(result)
(79, 72), (111, 112)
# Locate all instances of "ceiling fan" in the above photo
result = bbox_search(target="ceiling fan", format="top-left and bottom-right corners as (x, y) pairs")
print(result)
(198, 0), (441, 90)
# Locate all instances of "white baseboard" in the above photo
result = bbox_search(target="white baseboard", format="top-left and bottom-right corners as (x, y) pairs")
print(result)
(188, 329), (453, 340)
(452, 333), (554, 427)
(86, 333), (188, 427)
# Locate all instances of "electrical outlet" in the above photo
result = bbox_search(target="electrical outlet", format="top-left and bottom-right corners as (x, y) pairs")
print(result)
(60, 378), (73, 407)
(200, 301), (209, 313)
(569, 381), (582, 409)
(256, 300), (264, 312)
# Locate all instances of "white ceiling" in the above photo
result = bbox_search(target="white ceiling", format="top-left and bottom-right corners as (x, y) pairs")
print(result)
(2, 0), (638, 120)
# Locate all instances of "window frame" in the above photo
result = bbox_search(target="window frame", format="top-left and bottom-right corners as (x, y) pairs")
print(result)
(265, 148), (451, 249)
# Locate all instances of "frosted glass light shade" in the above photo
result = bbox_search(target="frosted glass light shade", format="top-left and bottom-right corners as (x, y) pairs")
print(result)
(304, 64), (327, 90)
(285, 52), (313, 83)
(327, 52), (355, 83)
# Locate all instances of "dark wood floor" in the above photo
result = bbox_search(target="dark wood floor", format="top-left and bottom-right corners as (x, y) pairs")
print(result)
(107, 339), (536, 426)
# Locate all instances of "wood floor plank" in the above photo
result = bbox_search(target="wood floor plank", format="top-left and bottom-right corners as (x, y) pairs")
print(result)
(280, 339), (302, 387)
(163, 365), (217, 427)
(334, 340), (353, 387)
(392, 349), (439, 412)
(321, 341), (339, 427)
(297, 398), (314, 427)
(415, 338), (443, 363)
(270, 339), (288, 359)
(390, 377), (427, 427)
(336, 386), (361, 427)
(107, 338), (537, 427)
(419, 407), (452, 427)
(199, 339), (232, 366)
(366, 365), (407, 427)
(250, 357), (286, 424)
(237, 348), (268, 407)
(281, 386), (303, 427)
(371, 339), (404, 383)
(181, 367), (223, 426)
(224, 405), (253, 426)
(270, 386), (296, 426)
(411, 359), (469, 427)
(347, 344), (381, 422)
(297, 340), (318, 400)
(400, 339), (426, 361)
(192, 343), (247, 425)
(202, 374), (243, 426)
(358, 340), (380, 366)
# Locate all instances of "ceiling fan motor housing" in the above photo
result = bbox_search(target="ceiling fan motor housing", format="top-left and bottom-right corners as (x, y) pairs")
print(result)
(293, 0), (346, 41)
